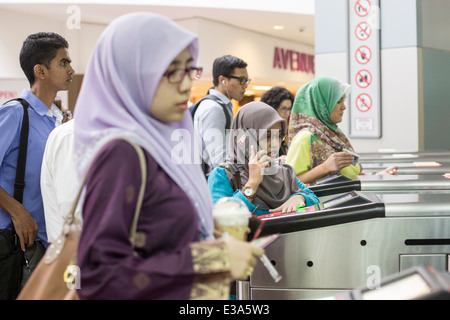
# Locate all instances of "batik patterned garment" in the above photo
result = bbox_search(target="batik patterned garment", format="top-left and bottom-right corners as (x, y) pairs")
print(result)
(287, 76), (361, 179)
(288, 114), (361, 179)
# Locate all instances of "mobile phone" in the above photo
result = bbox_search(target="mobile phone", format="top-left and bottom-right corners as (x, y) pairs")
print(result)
(343, 148), (359, 165)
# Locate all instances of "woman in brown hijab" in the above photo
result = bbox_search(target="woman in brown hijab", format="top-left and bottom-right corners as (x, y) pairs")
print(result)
(208, 101), (319, 217)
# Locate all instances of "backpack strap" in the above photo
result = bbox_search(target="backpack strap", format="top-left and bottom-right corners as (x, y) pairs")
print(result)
(191, 94), (232, 178)
(191, 94), (232, 129)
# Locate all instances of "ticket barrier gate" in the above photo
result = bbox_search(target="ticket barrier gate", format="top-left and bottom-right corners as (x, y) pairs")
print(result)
(358, 149), (450, 162)
(358, 152), (450, 163)
(237, 190), (450, 300)
(309, 174), (450, 197)
(317, 265), (450, 300)
(361, 163), (450, 175)
(354, 149), (450, 175)
(358, 149), (450, 159)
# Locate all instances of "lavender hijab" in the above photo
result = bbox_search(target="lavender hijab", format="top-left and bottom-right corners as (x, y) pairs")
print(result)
(74, 13), (214, 239)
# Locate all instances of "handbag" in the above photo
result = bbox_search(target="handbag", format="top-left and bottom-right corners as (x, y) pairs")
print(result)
(0, 98), (29, 300)
(17, 139), (147, 300)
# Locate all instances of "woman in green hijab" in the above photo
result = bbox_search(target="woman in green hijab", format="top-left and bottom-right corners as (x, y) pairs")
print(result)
(286, 76), (397, 184)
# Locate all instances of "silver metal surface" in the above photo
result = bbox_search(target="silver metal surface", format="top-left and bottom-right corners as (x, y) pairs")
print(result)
(358, 150), (450, 158)
(244, 193), (450, 300)
(362, 164), (450, 175)
(236, 281), (250, 300)
(356, 174), (450, 192)
(399, 254), (447, 271)
(250, 217), (450, 299)
(251, 288), (342, 300)
(360, 178), (450, 192)
(360, 156), (450, 164)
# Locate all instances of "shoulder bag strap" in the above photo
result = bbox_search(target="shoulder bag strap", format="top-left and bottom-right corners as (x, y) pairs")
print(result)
(126, 141), (147, 246)
(13, 98), (30, 204)
(2, 98), (30, 238)
(63, 139), (147, 242)
(46, 139), (148, 264)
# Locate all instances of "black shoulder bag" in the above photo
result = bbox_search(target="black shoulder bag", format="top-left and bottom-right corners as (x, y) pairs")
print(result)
(0, 98), (29, 300)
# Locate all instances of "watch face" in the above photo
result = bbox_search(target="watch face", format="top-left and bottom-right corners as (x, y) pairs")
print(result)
(244, 188), (253, 196)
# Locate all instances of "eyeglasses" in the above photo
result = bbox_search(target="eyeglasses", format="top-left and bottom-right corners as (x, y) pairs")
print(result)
(225, 75), (251, 85)
(163, 67), (203, 84)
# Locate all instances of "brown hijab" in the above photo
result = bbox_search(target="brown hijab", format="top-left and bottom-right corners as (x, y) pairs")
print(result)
(224, 101), (306, 210)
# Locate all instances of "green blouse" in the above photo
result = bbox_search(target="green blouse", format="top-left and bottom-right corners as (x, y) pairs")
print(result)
(286, 130), (361, 179)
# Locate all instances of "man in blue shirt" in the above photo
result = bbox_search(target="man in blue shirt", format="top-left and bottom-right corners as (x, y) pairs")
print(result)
(0, 32), (74, 287)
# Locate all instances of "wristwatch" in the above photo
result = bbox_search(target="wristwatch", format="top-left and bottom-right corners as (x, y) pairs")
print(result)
(242, 186), (256, 200)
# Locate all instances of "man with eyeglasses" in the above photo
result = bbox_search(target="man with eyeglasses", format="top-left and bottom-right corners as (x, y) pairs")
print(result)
(193, 55), (250, 177)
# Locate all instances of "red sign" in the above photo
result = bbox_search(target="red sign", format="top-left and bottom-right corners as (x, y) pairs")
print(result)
(355, 22), (372, 41)
(355, 69), (372, 88)
(355, 46), (372, 64)
(356, 93), (372, 112)
(0, 91), (17, 100)
(355, 0), (372, 17)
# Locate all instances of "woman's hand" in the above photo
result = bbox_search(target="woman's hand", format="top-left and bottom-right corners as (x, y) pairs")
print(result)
(323, 152), (355, 173)
(247, 145), (271, 187)
(223, 237), (264, 280)
(269, 194), (306, 213)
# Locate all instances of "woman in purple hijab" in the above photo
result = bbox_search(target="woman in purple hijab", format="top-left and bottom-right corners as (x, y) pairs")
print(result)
(74, 12), (262, 300)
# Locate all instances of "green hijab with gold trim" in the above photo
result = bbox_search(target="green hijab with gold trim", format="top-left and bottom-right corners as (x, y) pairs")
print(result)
(288, 76), (357, 171)
(291, 75), (351, 133)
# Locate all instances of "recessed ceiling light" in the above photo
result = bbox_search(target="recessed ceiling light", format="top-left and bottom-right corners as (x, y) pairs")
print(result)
(273, 25), (284, 30)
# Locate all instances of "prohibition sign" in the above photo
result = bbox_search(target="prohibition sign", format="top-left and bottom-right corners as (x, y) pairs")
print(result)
(356, 93), (372, 112)
(355, 22), (372, 41)
(355, 0), (372, 17)
(355, 46), (372, 65)
(355, 69), (372, 88)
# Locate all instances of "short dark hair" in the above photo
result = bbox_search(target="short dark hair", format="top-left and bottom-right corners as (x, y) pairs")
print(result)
(212, 55), (248, 86)
(20, 32), (69, 86)
(260, 86), (294, 110)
